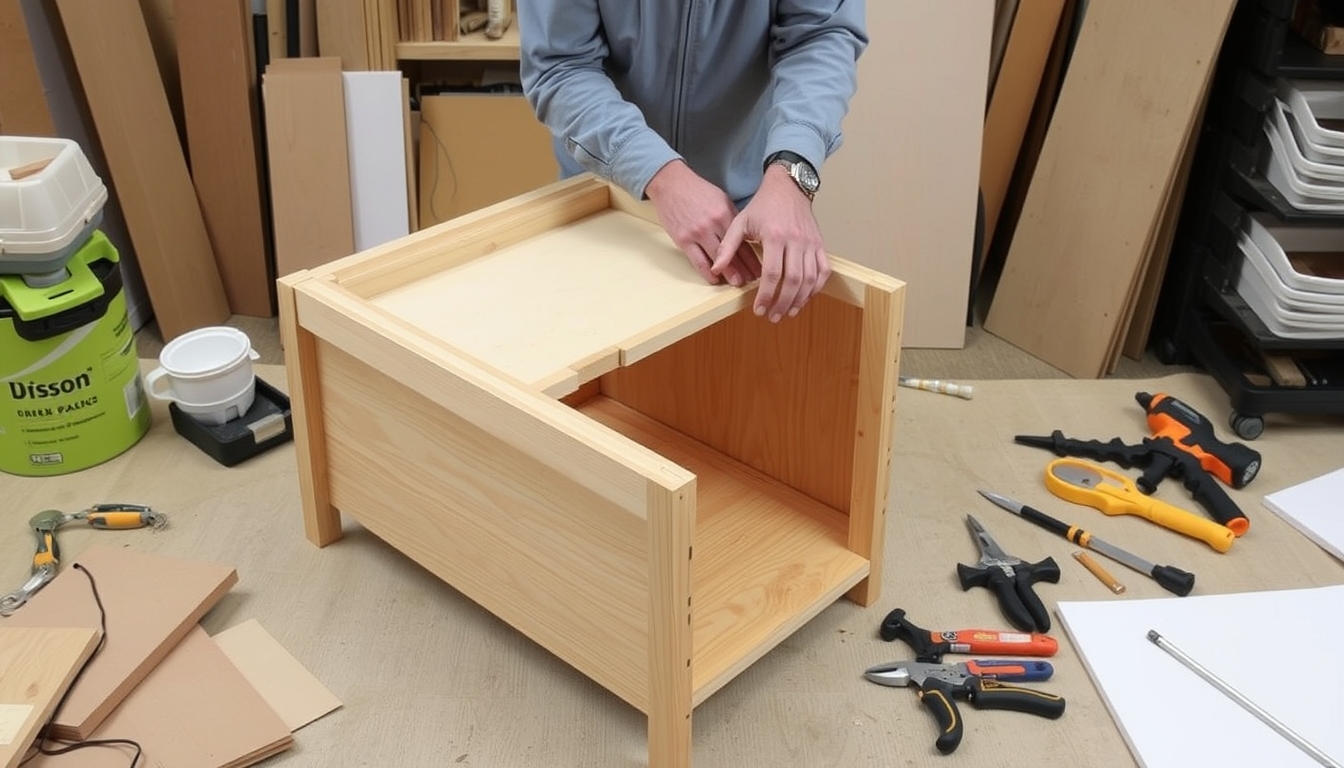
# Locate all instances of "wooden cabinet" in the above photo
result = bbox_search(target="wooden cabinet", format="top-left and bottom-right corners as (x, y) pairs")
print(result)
(277, 175), (904, 767)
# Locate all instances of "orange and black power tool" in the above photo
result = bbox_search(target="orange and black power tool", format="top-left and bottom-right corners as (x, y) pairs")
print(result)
(1135, 392), (1261, 536)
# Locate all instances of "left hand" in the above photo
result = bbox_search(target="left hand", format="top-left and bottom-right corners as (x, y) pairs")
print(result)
(712, 166), (830, 322)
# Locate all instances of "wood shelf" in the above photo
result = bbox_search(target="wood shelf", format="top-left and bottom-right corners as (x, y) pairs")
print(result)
(576, 396), (870, 706)
(396, 26), (520, 60)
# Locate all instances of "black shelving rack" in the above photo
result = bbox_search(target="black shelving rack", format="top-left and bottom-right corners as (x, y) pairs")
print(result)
(1153, 0), (1344, 439)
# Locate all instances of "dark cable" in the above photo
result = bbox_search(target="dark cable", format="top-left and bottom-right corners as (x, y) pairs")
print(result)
(20, 563), (142, 768)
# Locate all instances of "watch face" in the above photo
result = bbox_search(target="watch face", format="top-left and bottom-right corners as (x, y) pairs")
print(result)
(793, 162), (820, 193)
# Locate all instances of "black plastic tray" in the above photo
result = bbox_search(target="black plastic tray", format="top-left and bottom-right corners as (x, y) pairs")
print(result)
(169, 375), (294, 467)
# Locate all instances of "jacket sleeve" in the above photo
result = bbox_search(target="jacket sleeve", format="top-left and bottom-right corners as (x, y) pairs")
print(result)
(764, 0), (868, 170)
(518, 0), (680, 199)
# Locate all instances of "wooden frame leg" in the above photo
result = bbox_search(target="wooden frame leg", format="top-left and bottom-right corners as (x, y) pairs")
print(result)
(278, 274), (342, 546)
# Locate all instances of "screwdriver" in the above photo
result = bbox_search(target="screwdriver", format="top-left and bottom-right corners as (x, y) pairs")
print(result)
(978, 490), (1195, 597)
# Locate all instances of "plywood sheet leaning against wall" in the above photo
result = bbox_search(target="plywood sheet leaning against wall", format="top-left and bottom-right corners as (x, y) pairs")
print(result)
(0, 1), (55, 137)
(814, 0), (993, 348)
(984, 0), (1237, 377)
(262, 57), (356, 279)
(175, 0), (275, 318)
(52, 0), (231, 341)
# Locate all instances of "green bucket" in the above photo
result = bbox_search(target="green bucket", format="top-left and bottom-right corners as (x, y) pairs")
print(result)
(0, 231), (150, 476)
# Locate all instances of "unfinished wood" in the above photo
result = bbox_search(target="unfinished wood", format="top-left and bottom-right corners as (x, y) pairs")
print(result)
(262, 57), (355, 279)
(402, 78), (418, 231)
(266, 0), (288, 60)
(0, 1), (55, 137)
(278, 176), (903, 768)
(984, 0), (1237, 377)
(0, 627), (98, 768)
(212, 619), (342, 732)
(6, 157), (53, 180)
(175, 0), (274, 318)
(26, 626), (293, 768)
(814, 0), (993, 348)
(53, 0), (231, 340)
(297, 0), (317, 55)
(418, 93), (558, 226)
(980, 0), (1068, 270)
(396, 24), (520, 59)
(2, 546), (237, 741)
(316, 0), (370, 69)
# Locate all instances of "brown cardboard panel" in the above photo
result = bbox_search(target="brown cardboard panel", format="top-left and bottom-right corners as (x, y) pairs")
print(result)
(0, 627), (99, 768)
(316, 0), (371, 69)
(175, 0), (275, 318)
(262, 57), (355, 279)
(25, 626), (293, 768)
(0, 2), (55, 137)
(212, 618), (342, 732)
(417, 94), (558, 227)
(2, 545), (237, 741)
(53, 0), (231, 341)
(984, 0), (1237, 377)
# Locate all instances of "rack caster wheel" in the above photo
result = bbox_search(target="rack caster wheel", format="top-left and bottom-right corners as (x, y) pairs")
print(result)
(1229, 411), (1264, 441)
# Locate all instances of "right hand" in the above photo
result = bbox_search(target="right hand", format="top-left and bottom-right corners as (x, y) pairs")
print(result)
(644, 160), (760, 288)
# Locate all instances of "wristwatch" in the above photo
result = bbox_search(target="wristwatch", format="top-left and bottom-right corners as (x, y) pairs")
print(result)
(765, 151), (820, 200)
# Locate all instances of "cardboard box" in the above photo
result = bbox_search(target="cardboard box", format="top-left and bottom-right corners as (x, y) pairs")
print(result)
(277, 175), (904, 768)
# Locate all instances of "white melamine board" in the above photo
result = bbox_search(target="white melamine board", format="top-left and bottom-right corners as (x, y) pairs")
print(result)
(1263, 467), (1344, 564)
(368, 210), (738, 386)
(1057, 585), (1344, 768)
(343, 71), (410, 251)
(814, 0), (993, 348)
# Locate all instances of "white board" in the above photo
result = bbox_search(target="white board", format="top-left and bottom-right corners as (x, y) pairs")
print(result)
(1263, 467), (1344, 564)
(343, 71), (410, 251)
(1057, 585), (1344, 768)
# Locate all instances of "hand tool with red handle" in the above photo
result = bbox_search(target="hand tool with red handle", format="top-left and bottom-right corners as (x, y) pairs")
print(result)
(864, 659), (1066, 754)
(878, 608), (1058, 662)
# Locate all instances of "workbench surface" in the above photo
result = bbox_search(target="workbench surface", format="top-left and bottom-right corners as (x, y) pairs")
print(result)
(4, 364), (1341, 767)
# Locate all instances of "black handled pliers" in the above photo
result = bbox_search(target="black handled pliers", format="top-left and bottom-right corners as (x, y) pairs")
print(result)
(956, 514), (1060, 632)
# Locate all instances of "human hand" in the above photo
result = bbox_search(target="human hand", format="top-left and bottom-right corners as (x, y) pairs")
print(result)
(714, 166), (830, 322)
(645, 161), (761, 288)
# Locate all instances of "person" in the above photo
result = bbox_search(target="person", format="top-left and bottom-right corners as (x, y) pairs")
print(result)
(518, 1), (867, 323)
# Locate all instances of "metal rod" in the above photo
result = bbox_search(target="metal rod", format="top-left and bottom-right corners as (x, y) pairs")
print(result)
(1147, 630), (1341, 768)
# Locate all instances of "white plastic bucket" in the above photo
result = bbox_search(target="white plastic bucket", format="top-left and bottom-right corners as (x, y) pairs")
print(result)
(145, 326), (259, 425)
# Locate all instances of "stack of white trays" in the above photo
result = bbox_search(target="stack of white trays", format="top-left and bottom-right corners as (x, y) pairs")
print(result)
(1235, 212), (1344, 339)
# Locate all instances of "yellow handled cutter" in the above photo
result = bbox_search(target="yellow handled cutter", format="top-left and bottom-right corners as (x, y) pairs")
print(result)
(1044, 458), (1234, 553)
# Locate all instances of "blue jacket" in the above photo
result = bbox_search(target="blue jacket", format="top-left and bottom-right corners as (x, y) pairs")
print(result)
(519, 1), (867, 206)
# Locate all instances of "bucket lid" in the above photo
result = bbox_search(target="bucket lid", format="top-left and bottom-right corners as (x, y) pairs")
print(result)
(0, 137), (108, 263)
(0, 232), (116, 322)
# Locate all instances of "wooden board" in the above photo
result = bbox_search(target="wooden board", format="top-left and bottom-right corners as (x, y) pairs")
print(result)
(979, 0), (1067, 274)
(212, 619), (342, 732)
(984, 0), (1237, 377)
(266, 0), (288, 60)
(262, 57), (355, 279)
(175, 0), (275, 318)
(26, 626), (293, 768)
(52, 0), (231, 341)
(0, 627), (98, 768)
(316, 0), (370, 69)
(417, 93), (558, 227)
(2, 545), (237, 741)
(814, 0), (994, 348)
(0, 1), (55, 137)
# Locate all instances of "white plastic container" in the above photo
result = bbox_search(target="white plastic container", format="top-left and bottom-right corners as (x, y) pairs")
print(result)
(0, 136), (108, 273)
(1235, 217), (1344, 340)
(1272, 100), (1344, 182)
(145, 326), (261, 426)
(1278, 79), (1344, 163)
(1244, 213), (1344, 297)
(1263, 118), (1344, 211)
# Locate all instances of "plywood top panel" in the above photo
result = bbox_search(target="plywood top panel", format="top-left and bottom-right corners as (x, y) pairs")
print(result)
(368, 210), (743, 387)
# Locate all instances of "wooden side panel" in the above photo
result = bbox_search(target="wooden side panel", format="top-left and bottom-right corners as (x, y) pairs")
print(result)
(53, 0), (231, 341)
(0, 628), (98, 768)
(315, 341), (659, 710)
(316, 0), (370, 69)
(175, 0), (274, 317)
(845, 281), (904, 606)
(645, 481), (694, 768)
(601, 294), (863, 514)
(0, 1), (55, 137)
(984, 0), (1237, 377)
(262, 57), (355, 280)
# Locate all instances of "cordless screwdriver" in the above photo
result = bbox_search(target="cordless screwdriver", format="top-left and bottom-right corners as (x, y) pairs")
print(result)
(1135, 392), (1261, 490)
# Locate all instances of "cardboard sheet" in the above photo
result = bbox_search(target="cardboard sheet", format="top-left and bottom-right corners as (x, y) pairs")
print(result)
(1058, 585), (1344, 768)
(0, 627), (99, 768)
(25, 626), (293, 768)
(2, 546), (237, 741)
(213, 619), (342, 731)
